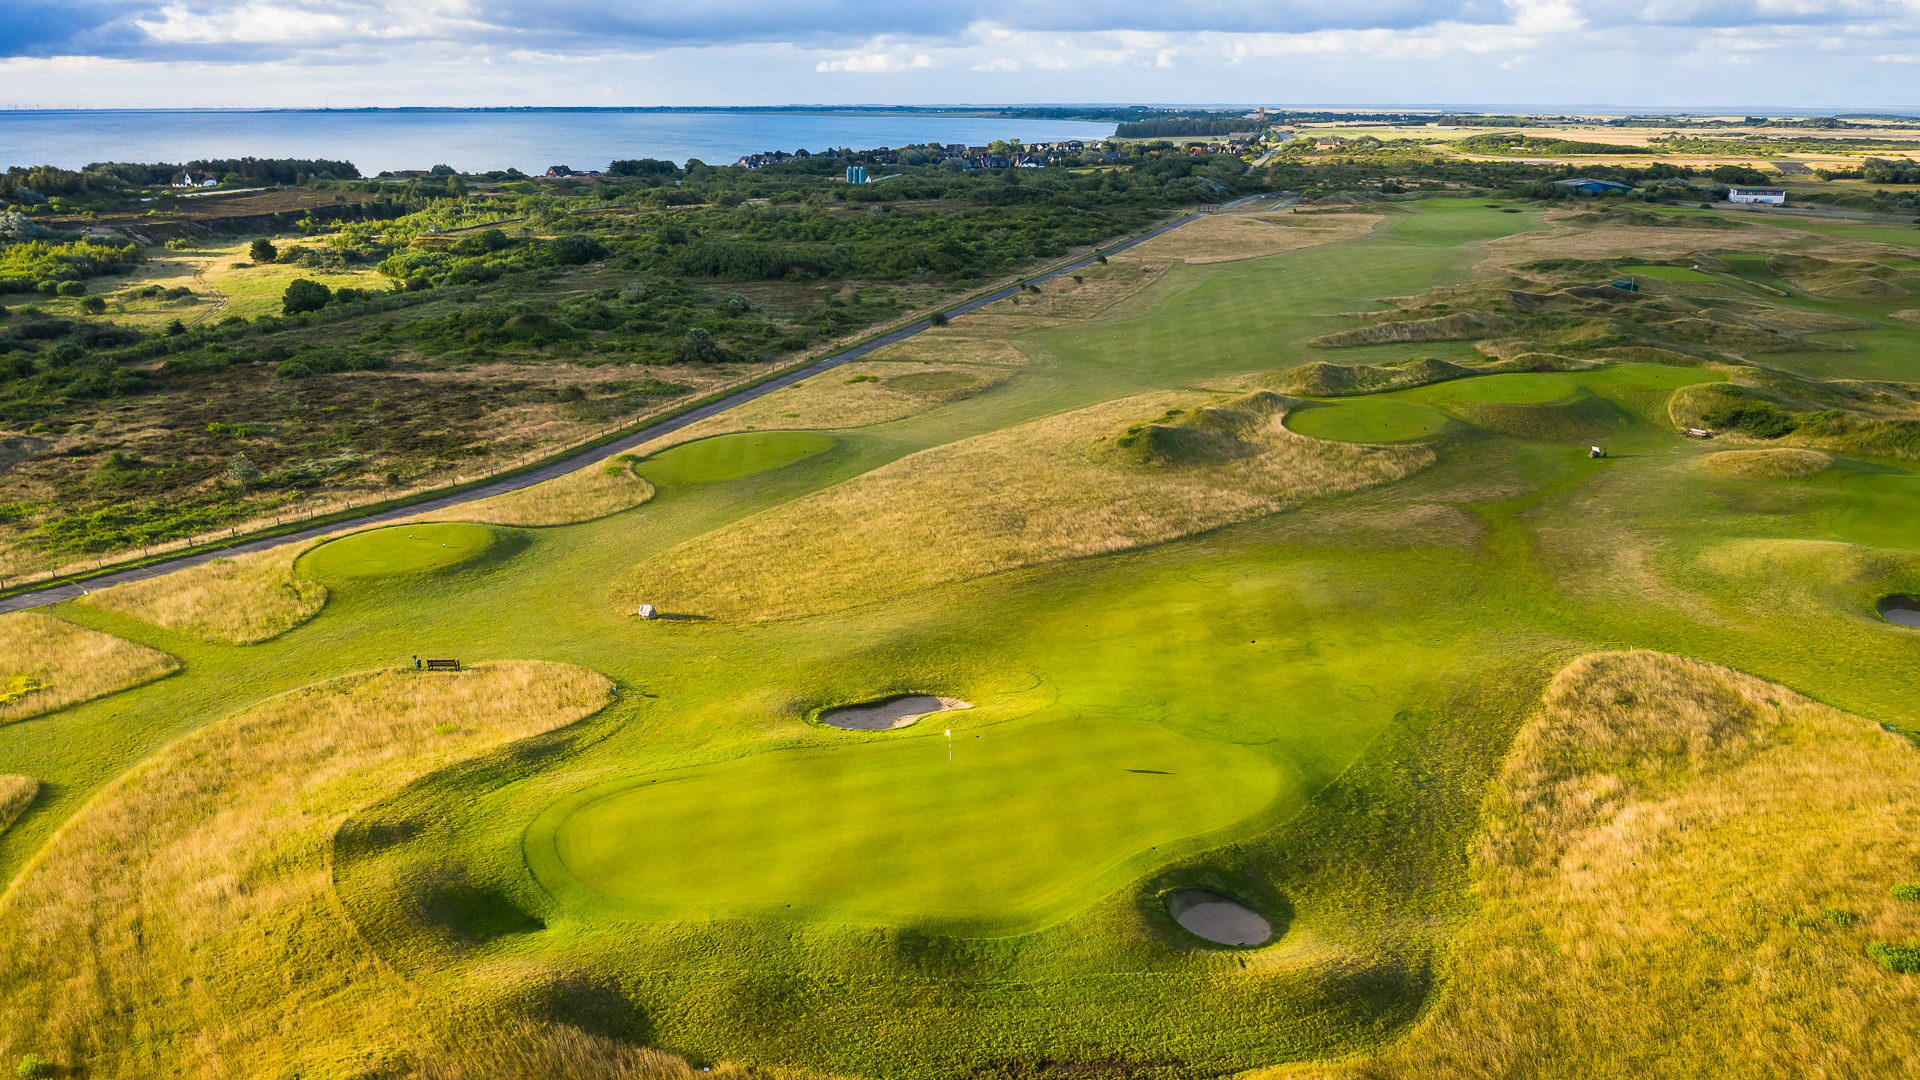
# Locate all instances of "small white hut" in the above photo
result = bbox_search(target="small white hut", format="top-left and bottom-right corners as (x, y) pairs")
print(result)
(637, 604), (658, 620)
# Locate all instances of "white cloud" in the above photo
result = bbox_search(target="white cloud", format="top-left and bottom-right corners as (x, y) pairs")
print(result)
(816, 38), (937, 72)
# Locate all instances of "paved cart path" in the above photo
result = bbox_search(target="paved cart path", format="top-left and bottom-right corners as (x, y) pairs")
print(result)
(0, 193), (1288, 615)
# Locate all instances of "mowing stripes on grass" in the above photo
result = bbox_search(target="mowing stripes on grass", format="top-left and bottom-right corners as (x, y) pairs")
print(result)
(81, 542), (326, 645)
(0, 662), (614, 1079)
(622, 390), (1431, 620)
(0, 612), (178, 723)
(1321, 652), (1920, 1080)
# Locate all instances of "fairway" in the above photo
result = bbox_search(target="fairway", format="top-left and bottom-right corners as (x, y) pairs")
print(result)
(13, 193), (1920, 1080)
(1285, 397), (1453, 442)
(533, 716), (1282, 927)
(300, 521), (502, 579)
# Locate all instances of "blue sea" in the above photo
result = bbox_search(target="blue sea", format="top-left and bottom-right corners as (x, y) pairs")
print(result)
(0, 108), (1118, 175)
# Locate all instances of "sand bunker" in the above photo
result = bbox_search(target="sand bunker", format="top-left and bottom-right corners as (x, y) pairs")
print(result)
(1879, 596), (1920, 629)
(817, 694), (970, 731)
(1165, 887), (1272, 947)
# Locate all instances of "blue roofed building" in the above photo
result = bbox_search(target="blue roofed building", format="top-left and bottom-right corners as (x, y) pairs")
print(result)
(1554, 177), (1634, 195)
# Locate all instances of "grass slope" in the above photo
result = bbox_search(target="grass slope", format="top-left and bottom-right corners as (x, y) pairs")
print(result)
(0, 612), (179, 723)
(0, 662), (614, 1078)
(622, 390), (1431, 620)
(81, 541), (327, 644)
(1301, 652), (1920, 1078)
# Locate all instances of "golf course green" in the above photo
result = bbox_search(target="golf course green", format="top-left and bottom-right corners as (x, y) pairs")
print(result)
(8, 197), (1920, 1080)
(301, 521), (504, 579)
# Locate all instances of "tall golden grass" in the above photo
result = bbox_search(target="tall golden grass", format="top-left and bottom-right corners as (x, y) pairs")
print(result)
(0, 661), (614, 1078)
(0, 775), (35, 835)
(1124, 209), (1381, 265)
(628, 361), (1006, 458)
(0, 612), (179, 722)
(622, 389), (1432, 620)
(1273, 651), (1920, 1079)
(81, 541), (326, 644)
(417, 454), (654, 527)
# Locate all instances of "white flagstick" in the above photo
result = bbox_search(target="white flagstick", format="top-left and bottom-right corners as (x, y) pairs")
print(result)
(946, 728), (953, 763)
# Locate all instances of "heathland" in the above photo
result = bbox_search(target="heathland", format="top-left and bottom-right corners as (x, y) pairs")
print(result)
(3, 172), (1920, 1080)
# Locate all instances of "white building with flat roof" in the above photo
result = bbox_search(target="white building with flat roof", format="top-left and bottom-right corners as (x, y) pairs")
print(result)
(1726, 186), (1787, 205)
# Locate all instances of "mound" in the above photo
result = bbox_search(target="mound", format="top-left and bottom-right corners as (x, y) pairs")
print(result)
(1267, 357), (1472, 397)
(0, 612), (179, 723)
(0, 774), (35, 835)
(0, 662), (614, 1078)
(1894, 309), (1920, 327)
(1310, 310), (1503, 348)
(302, 522), (506, 581)
(1701, 448), (1834, 479)
(1767, 254), (1912, 301)
(619, 390), (1432, 620)
(1444, 389), (1629, 443)
(420, 452), (654, 527)
(1346, 652), (1920, 1079)
(83, 540), (326, 645)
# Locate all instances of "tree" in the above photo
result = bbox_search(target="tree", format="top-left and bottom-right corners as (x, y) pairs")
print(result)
(226, 452), (263, 493)
(282, 278), (331, 315)
(678, 328), (721, 363)
(249, 238), (278, 264)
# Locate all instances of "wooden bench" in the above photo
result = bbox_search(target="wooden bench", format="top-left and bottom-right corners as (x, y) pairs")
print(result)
(424, 659), (461, 672)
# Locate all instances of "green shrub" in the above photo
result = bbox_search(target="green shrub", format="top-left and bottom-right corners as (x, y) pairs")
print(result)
(1868, 940), (1920, 974)
(14, 1055), (54, 1079)
(1893, 884), (1920, 901)
(55, 280), (85, 297)
(78, 295), (106, 314)
(281, 278), (331, 315)
(275, 360), (315, 380)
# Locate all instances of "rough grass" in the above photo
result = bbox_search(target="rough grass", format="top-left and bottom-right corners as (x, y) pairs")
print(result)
(1893, 309), (1920, 327)
(0, 775), (35, 835)
(1287, 652), (1920, 1080)
(1701, 447), (1835, 478)
(0, 612), (179, 722)
(630, 361), (1005, 457)
(81, 542), (326, 645)
(1124, 209), (1381, 264)
(420, 454), (655, 527)
(0, 661), (616, 1079)
(621, 389), (1432, 620)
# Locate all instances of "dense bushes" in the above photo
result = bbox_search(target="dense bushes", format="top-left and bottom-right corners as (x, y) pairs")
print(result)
(0, 240), (143, 294)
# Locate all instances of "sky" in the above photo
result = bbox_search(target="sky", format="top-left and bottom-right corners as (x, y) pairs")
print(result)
(0, 0), (1916, 110)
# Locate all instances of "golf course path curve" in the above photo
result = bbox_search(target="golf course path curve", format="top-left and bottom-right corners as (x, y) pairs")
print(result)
(0, 194), (1288, 616)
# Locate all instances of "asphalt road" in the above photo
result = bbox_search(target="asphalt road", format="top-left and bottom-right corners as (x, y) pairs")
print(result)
(0, 192), (1289, 615)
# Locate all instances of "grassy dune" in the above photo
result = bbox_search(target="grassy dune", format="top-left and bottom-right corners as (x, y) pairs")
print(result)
(0, 776), (34, 835)
(623, 389), (1432, 620)
(422, 453), (655, 527)
(81, 542), (326, 644)
(0, 612), (178, 722)
(1296, 652), (1920, 1079)
(0, 661), (614, 1078)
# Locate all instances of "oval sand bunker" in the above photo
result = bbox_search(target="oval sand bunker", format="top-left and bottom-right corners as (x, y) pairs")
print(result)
(1879, 595), (1920, 629)
(1165, 888), (1271, 947)
(818, 695), (969, 731)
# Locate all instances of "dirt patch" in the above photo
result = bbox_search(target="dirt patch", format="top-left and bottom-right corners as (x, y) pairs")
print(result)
(817, 694), (970, 731)
(1164, 888), (1272, 946)
(1893, 310), (1920, 327)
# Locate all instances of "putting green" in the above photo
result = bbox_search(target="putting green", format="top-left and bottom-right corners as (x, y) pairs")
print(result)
(1617, 264), (1717, 282)
(533, 716), (1281, 927)
(1285, 397), (1452, 443)
(302, 522), (502, 579)
(639, 429), (837, 488)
